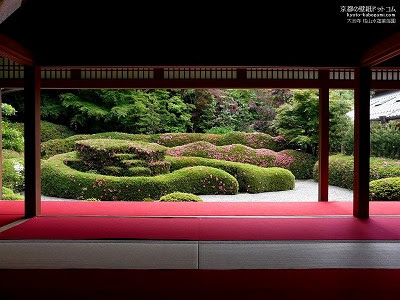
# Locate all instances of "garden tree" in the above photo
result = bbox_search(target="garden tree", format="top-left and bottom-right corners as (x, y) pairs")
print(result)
(1, 103), (24, 152)
(250, 89), (293, 135)
(274, 90), (352, 155)
(40, 89), (194, 134)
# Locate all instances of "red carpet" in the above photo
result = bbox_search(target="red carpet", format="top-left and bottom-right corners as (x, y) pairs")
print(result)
(1, 269), (400, 299)
(1, 216), (400, 240)
(0, 215), (23, 227)
(2, 200), (400, 217)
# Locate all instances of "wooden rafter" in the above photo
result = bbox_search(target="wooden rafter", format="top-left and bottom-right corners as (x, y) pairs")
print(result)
(0, 33), (33, 65)
(361, 32), (400, 67)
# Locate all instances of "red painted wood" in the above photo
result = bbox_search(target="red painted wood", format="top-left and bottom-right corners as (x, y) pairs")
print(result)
(24, 66), (41, 217)
(353, 67), (370, 218)
(0, 33), (34, 65)
(318, 70), (329, 202)
(362, 32), (400, 67)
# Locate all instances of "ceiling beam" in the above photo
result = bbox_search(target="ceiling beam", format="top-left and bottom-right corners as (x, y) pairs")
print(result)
(361, 32), (400, 67)
(0, 33), (34, 65)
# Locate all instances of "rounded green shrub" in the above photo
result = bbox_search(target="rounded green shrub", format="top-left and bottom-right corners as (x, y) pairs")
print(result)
(167, 156), (295, 193)
(167, 141), (315, 179)
(2, 186), (24, 200)
(41, 152), (239, 201)
(313, 155), (400, 189)
(159, 192), (203, 202)
(370, 177), (400, 201)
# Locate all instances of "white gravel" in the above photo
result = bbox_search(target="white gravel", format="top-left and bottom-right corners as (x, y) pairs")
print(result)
(199, 180), (353, 202)
(41, 180), (353, 202)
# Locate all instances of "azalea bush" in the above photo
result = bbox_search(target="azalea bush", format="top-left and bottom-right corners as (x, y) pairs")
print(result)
(42, 152), (239, 201)
(2, 150), (24, 192)
(167, 141), (315, 179)
(159, 192), (203, 202)
(313, 155), (400, 189)
(167, 156), (295, 193)
(41, 131), (287, 159)
(370, 177), (400, 201)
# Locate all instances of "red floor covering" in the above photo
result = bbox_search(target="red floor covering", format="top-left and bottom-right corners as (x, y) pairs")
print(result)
(1, 269), (400, 299)
(1, 216), (400, 240)
(2, 201), (400, 240)
(1, 200), (400, 216)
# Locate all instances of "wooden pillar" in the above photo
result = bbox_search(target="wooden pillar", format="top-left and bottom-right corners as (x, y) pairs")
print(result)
(353, 67), (370, 218)
(24, 66), (41, 217)
(0, 89), (2, 200)
(318, 70), (329, 202)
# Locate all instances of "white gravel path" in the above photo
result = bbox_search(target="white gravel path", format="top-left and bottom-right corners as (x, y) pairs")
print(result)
(199, 180), (353, 202)
(40, 180), (353, 202)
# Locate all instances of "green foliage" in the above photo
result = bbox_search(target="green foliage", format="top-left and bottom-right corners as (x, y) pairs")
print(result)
(205, 127), (234, 134)
(2, 120), (24, 152)
(275, 90), (352, 154)
(167, 156), (295, 193)
(167, 142), (315, 179)
(2, 186), (24, 200)
(2, 150), (24, 192)
(1, 103), (16, 116)
(313, 155), (400, 189)
(41, 152), (239, 201)
(370, 177), (400, 201)
(342, 121), (400, 159)
(159, 192), (203, 202)
(40, 121), (76, 142)
(41, 90), (195, 134)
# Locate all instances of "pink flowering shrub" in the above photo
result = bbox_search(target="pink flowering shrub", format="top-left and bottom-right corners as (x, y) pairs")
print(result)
(167, 141), (316, 179)
(154, 131), (285, 151)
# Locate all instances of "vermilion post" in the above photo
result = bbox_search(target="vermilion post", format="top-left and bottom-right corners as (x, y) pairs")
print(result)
(24, 66), (41, 217)
(318, 70), (329, 202)
(353, 67), (370, 218)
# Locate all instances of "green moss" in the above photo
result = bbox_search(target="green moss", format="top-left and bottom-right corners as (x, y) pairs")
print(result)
(370, 177), (400, 201)
(167, 156), (295, 193)
(41, 152), (239, 201)
(159, 192), (203, 202)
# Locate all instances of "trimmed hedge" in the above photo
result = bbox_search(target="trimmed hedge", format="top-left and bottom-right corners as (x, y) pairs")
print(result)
(2, 186), (24, 200)
(167, 156), (295, 193)
(154, 131), (286, 150)
(41, 131), (286, 159)
(12, 121), (76, 142)
(41, 152), (239, 201)
(313, 155), (400, 189)
(159, 192), (203, 202)
(370, 177), (400, 201)
(167, 141), (315, 179)
(76, 139), (166, 165)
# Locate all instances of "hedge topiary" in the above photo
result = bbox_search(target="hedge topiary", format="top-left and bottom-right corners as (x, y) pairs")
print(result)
(41, 152), (239, 201)
(370, 177), (400, 201)
(167, 141), (315, 179)
(159, 192), (203, 202)
(41, 131), (287, 158)
(154, 131), (286, 150)
(11, 121), (76, 142)
(167, 156), (295, 193)
(313, 155), (400, 189)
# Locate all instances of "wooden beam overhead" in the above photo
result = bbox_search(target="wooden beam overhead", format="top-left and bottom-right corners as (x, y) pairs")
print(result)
(361, 32), (400, 67)
(0, 33), (34, 65)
